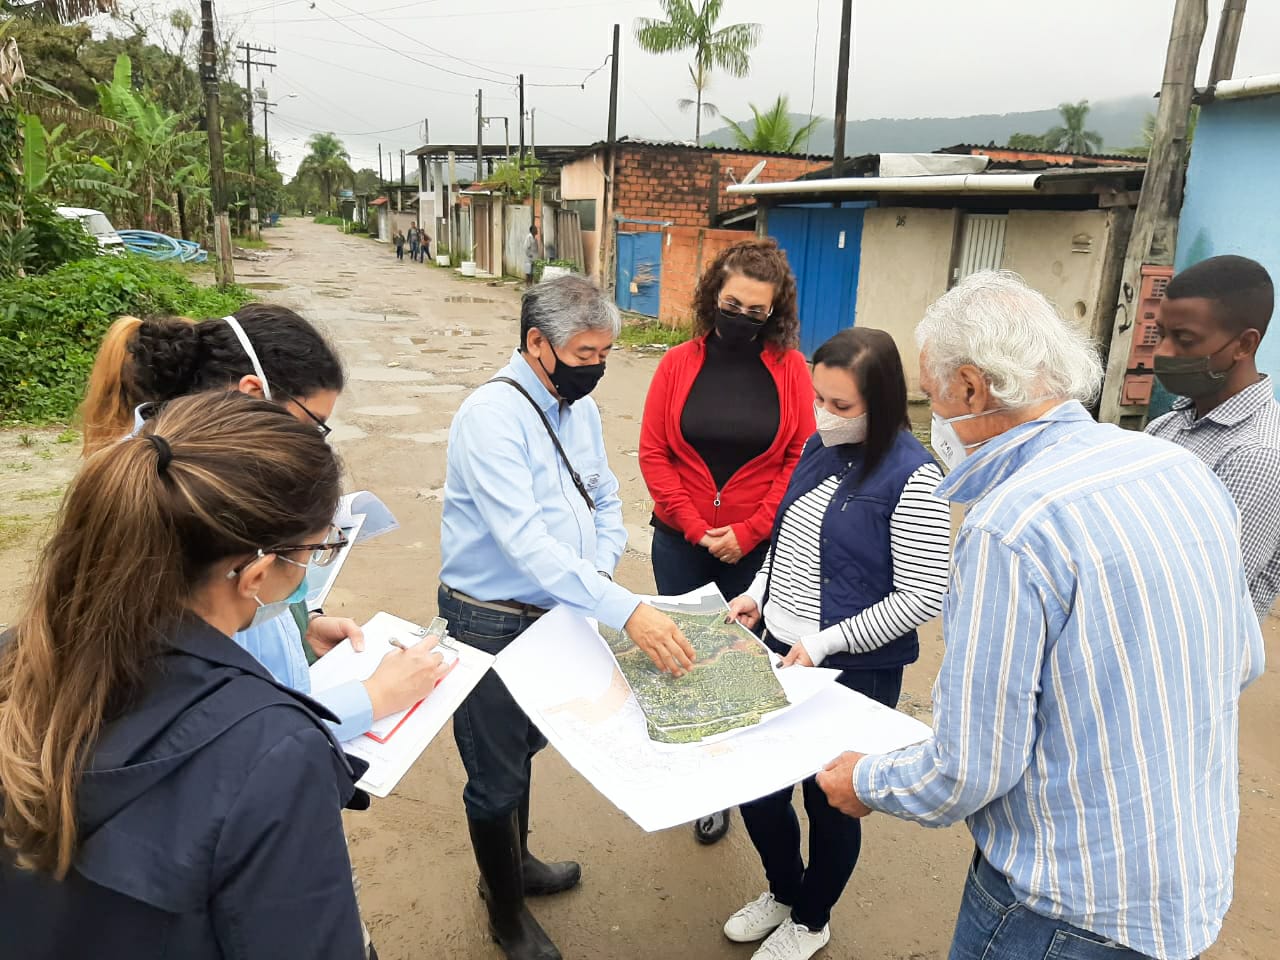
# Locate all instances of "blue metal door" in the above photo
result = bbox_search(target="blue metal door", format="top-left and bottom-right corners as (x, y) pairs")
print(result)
(615, 230), (663, 317)
(768, 206), (866, 356)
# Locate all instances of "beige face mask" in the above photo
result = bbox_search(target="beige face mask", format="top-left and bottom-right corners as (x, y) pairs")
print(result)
(814, 402), (868, 446)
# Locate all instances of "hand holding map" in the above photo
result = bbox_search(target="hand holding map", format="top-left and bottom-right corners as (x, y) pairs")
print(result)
(621, 603), (696, 675)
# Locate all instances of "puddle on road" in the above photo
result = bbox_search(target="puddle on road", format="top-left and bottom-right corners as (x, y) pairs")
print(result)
(316, 289), (348, 298)
(244, 281), (286, 291)
(391, 430), (451, 445)
(444, 295), (495, 304)
(351, 405), (421, 417)
(348, 365), (436, 383)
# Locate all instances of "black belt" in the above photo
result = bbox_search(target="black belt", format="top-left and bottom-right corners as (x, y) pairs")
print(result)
(441, 585), (548, 619)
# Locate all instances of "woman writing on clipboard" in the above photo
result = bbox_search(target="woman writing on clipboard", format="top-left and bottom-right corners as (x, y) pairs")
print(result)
(78, 305), (447, 740)
(0, 392), (370, 958)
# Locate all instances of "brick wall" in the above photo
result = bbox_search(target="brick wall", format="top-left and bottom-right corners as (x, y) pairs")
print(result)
(657, 226), (753, 325)
(613, 144), (826, 227)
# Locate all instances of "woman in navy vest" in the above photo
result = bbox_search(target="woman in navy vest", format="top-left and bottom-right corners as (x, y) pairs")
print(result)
(721, 328), (952, 960)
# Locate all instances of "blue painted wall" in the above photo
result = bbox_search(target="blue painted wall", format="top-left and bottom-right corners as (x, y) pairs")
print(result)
(1149, 92), (1280, 417)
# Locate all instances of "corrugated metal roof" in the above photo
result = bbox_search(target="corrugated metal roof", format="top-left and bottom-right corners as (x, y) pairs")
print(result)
(937, 143), (1146, 165)
(561, 136), (833, 164)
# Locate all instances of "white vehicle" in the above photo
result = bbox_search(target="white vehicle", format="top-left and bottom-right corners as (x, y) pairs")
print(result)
(55, 206), (126, 253)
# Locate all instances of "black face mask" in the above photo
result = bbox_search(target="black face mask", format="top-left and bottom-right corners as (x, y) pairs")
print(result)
(539, 342), (606, 405)
(715, 308), (765, 348)
(1152, 337), (1238, 399)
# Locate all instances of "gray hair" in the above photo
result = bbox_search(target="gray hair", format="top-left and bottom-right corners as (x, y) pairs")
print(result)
(916, 270), (1103, 407)
(520, 274), (621, 350)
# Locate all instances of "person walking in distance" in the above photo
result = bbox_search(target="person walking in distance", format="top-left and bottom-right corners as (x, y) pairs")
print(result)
(639, 238), (815, 846)
(407, 222), (421, 263)
(523, 225), (540, 288)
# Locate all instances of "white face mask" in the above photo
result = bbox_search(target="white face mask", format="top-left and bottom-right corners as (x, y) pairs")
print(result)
(930, 408), (1002, 472)
(814, 401), (868, 447)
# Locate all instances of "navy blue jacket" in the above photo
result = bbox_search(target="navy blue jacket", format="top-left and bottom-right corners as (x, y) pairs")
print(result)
(763, 429), (934, 670)
(1, 616), (370, 960)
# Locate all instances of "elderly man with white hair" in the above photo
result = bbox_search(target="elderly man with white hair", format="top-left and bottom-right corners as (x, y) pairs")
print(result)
(818, 271), (1264, 960)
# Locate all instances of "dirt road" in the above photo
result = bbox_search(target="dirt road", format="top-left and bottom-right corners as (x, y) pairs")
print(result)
(1, 217), (1275, 959)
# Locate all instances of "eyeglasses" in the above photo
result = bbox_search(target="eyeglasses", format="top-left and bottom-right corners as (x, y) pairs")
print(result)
(282, 391), (332, 438)
(270, 527), (350, 567)
(717, 297), (773, 324)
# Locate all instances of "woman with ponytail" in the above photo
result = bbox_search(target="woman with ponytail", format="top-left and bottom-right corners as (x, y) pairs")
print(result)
(77, 305), (443, 745)
(0, 391), (402, 958)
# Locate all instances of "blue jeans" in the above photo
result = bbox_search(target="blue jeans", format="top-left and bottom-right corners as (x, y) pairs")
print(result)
(650, 525), (768, 602)
(439, 585), (547, 819)
(950, 854), (1170, 960)
(739, 651), (903, 931)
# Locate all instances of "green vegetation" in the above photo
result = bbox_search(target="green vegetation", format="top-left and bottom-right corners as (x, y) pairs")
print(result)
(634, 0), (761, 143)
(0, 513), (39, 549)
(295, 133), (355, 216)
(617, 319), (692, 349)
(233, 235), (271, 250)
(489, 158), (543, 201)
(0, 255), (252, 423)
(719, 94), (822, 155)
(1009, 100), (1104, 154)
(313, 214), (344, 226)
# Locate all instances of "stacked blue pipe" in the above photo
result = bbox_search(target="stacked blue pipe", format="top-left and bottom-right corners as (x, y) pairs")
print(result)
(118, 230), (208, 264)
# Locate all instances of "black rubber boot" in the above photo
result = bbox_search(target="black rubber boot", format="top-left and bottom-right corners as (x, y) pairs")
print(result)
(519, 790), (581, 896)
(467, 813), (562, 960)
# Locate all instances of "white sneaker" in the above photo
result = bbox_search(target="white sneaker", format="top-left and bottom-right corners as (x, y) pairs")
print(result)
(751, 918), (831, 960)
(724, 891), (792, 943)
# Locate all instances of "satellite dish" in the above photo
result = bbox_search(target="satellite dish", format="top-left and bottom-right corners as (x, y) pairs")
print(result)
(742, 160), (767, 185)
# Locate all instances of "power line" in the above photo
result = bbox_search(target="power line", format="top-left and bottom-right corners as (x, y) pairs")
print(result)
(627, 83), (681, 140)
(243, 0), (629, 25)
(806, 0), (821, 156)
(278, 31), (600, 73)
(328, 0), (511, 81)
(273, 113), (423, 138)
(272, 44), (490, 99)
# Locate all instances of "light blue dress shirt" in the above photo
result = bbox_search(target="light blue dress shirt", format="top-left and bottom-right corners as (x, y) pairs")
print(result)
(234, 616), (373, 742)
(130, 405), (374, 740)
(441, 350), (638, 629)
(854, 402), (1265, 960)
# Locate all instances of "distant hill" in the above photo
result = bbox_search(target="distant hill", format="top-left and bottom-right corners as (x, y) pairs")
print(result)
(702, 94), (1153, 157)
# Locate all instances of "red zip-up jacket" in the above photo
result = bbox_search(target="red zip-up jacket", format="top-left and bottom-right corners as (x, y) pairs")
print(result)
(639, 337), (815, 555)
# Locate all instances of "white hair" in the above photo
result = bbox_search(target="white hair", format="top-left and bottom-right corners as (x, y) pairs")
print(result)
(916, 270), (1103, 407)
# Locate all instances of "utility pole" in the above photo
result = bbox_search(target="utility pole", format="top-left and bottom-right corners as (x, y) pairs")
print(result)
(518, 75), (526, 168)
(607, 23), (620, 149)
(1098, 0), (1208, 426)
(200, 0), (233, 286)
(1209, 0), (1248, 85)
(530, 108), (536, 159)
(476, 88), (484, 181)
(377, 143), (383, 188)
(235, 42), (275, 239)
(831, 0), (853, 178)
(256, 99), (275, 165)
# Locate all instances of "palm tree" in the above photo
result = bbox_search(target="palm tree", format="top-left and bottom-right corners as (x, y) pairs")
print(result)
(296, 132), (354, 214)
(722, 95), (822, 154)
(1041, 100), (1104, 155)
(634, 0), (761, 144)
(2, 0), (116, 21)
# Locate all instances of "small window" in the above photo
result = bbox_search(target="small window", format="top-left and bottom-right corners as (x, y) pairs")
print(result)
(953, 213), (1007, 284)
(564, 199), (597, 232)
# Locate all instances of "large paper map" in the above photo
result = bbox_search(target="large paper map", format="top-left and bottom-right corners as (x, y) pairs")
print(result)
(493, 593), (934, 832)
(599, 590), (789, 744)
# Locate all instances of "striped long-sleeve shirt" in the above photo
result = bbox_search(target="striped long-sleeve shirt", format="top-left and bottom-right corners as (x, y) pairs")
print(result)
(745, 462), (951, 663)
(853, 401), (1265, 960)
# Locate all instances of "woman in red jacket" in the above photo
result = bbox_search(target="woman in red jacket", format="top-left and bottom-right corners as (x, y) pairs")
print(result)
(640, 237), (815, 844)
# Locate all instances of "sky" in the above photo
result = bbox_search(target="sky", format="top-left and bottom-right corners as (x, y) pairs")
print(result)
(153, 0), (1280, 178)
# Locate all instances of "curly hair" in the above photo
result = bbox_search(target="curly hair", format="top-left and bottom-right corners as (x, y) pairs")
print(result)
(692, 237), (800, 351)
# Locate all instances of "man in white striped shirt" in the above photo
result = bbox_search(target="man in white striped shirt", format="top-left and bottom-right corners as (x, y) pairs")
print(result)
(818, 272), (1265, 960)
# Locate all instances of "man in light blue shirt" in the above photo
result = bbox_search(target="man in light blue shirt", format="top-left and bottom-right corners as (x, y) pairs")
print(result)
(819, 272), (1265, 960)
(440, 275), (694, 960)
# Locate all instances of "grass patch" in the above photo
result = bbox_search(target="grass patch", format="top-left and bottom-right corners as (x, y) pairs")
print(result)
(12, 486), (64, 503)
(0, 514), (39, 549)
(313, 215), (344, 227)
(617, 320), (692, 350)
(55, 428), (78, 444)
(233, 236), (272, 250)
